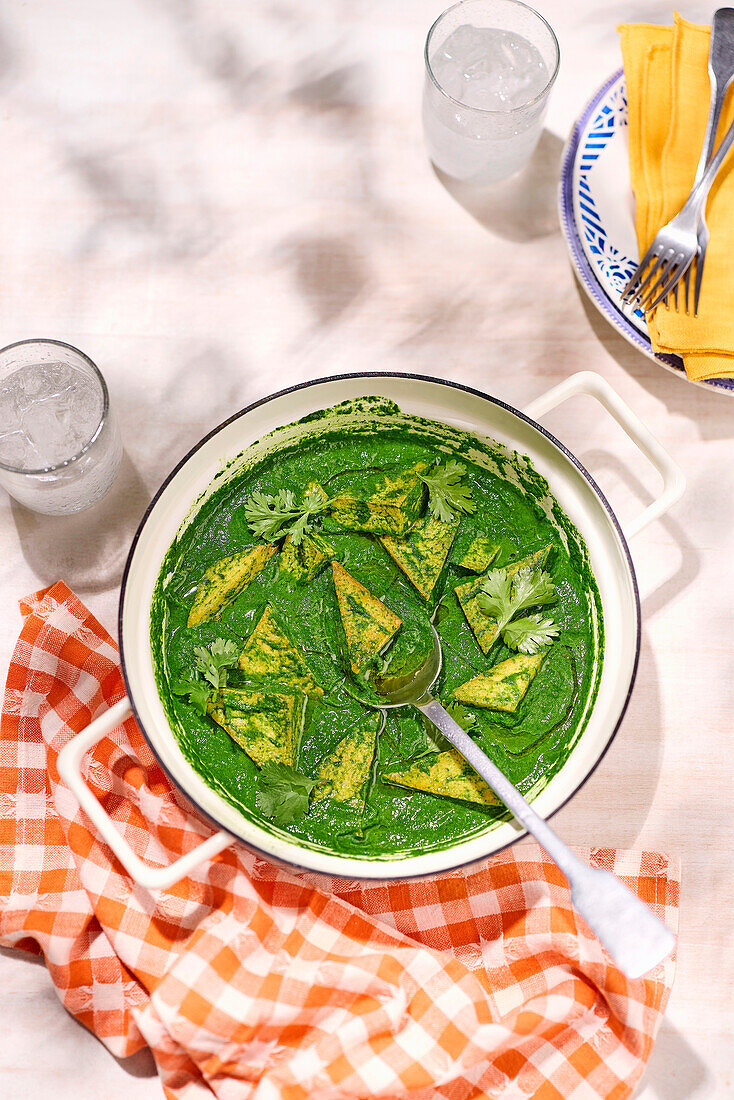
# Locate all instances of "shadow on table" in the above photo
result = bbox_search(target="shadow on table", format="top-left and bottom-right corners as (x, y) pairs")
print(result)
(0, 944), (45, 965)
(574, 447), (700, 620)
(10, 451), (150, 597)
(575, 282), (734, 442)
(431, 128), (564, 242)
(635, 1019), (712, 1099)
(545, 448), (677, 847)
(112, 1046), (158, 1080)
(550, 447), (696, 847)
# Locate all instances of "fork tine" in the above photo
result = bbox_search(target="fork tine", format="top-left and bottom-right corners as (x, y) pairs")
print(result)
(647, 255), (691, 312)
(637, 252), (678, 310)
(693, 247), (706, 317)
(627, 249), (671, 306)
(621, 242), (660, 301)
(683, 263), (691, 313)
(645, 257), (686, 312)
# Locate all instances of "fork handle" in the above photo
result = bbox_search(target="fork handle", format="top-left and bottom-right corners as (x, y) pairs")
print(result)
(694, 9), (734, 186)
(687, 100), (734, 214)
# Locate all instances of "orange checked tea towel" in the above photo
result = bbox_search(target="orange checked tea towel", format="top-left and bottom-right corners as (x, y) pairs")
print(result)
(0, 582), (679, 1099)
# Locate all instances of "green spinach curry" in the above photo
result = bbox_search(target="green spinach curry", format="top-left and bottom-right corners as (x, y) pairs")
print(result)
(152, 398), (603, 859)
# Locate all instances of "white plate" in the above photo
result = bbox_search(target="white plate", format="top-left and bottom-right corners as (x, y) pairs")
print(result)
(559, 69), (734, 395)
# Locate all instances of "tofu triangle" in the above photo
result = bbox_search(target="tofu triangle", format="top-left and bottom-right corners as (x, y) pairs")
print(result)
(209, 687), (305, 769)
(332, 561), (401, 674)
(453, 654), (544, 712)
(384, 750), (500, 807)
(328, 462), (428, 537)
(188, 545), (275, 626)
(380, 514), (459, 600)
(314, 713), (381, 809)
(237, 605), (323, 696)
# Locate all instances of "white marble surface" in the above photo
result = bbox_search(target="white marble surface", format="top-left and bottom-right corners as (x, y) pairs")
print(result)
(1, 1), (732, 1097)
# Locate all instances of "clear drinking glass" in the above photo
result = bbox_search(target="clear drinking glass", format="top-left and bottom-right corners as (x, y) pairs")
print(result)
(0, 339), (122, 515)
(423, 0), (560, 185)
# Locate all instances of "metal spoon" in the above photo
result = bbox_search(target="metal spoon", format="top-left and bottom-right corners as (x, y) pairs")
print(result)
(376, 626), (675, 980)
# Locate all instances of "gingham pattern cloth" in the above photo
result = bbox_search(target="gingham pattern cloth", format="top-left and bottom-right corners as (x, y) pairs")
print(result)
(0, 582), (679, 1100)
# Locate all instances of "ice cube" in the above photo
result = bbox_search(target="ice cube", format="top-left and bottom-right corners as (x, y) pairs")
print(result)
(0, 385), (21, 430)
(431, 24), (549, 110)
(0, 429), (31, 468)
(22, 404), (71, 466)
(463, 71), (507, 109)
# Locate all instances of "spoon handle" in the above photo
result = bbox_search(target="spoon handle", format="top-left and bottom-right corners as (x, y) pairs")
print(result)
(418, 698), (676, 979)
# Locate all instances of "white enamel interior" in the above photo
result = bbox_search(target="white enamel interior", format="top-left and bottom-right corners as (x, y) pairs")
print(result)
(120, 374), (638, 880)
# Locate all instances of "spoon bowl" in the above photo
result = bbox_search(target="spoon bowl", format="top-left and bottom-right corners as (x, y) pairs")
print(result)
(372, 625), (443, 707)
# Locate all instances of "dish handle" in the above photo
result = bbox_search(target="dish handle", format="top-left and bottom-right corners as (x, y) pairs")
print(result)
(523, 371), (685, 537)
(57, 696), (234, 890)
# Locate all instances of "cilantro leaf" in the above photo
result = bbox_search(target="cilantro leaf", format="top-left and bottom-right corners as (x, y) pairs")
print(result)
(171, 637), (240, 719)
(209, 637), (240, 669)
(242, 487), (328, 545)
(419, 461), (476, 524)
(476, 564), (559, 653)
(193, 639), (239, 692)
(256, 763), (316, 826)
(171, 678), (211, 716)
(509, 565), (557, 613)
(445, 701), (479, 734)
(476, 568), (514, 627)
(502, 614), (560, 654)
(193, 645), (221, 690)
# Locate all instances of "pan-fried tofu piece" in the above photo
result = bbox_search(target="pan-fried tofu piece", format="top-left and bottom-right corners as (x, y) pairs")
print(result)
(332, 561), (402, 675)
(452, 535), (499, 574)
(379, 514), (459, 600)
(328, 462), (428, 537)
(314, 714), (380, 810)
(209, 687), (306, 769)
(279, 532), (334, 582)
(237, 605), (323, 697)
(383, 750), (500, 807)
(187, 545), (275, 626)
(452, 654), (544, 712)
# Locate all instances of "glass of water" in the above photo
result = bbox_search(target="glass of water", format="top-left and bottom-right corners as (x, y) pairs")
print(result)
(423, 0), (560, 185)
(0, 339), (122, 515)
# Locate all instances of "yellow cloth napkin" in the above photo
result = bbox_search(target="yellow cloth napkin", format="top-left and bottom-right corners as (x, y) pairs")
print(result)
(620, 23), (673, 252)
(620, 13), (734, 381)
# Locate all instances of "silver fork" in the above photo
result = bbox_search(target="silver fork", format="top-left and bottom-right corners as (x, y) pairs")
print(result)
(622, 9), (734, 314)
(680, 8), (734, 314)
(622, 115), (734, 312)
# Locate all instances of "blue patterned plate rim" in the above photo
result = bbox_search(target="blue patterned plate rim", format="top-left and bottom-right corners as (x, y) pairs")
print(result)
(559, 67), (734, 395)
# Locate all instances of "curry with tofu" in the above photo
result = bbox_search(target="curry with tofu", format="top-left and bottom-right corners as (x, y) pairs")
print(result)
(152, 398), (603, 859)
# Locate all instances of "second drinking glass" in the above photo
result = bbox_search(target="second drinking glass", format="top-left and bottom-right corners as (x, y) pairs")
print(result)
(423, 0), (560, 185)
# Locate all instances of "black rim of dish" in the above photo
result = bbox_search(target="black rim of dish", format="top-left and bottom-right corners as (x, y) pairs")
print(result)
(118, 371), (641, 881)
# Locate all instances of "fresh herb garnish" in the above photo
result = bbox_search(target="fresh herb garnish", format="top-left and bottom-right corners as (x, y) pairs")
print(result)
(502, 614), (560, 654)
(255, 763), (316, 826)
(171, 678), (211, 716)
(172, 638), (240, 716)
(242, 487), (328, 545)
(419, 461), (476, 524)
(476, 565), (558, 654)
(446, 701), (479, 734)
(193, 638), (240, 690)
